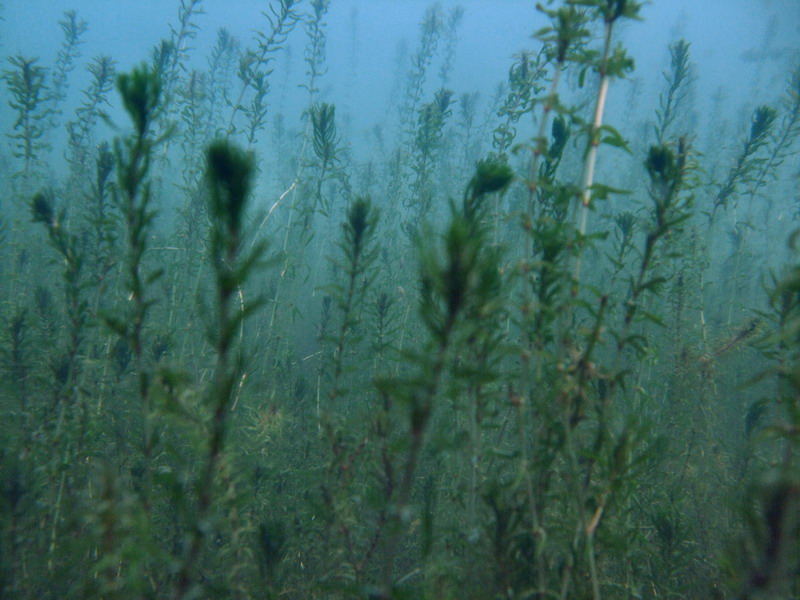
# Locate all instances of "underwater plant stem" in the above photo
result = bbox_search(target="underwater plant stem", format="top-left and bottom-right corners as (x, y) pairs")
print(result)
(251, 180), (296, 249)
(266, 117), (312, 339)
(380, 321), (453, 598)
(47, 468), (67, 571)
(331, 285), (354, 397)
(468, 393), (479, 526)
(514, 394), (547, 597)
(394, 302), (413, 377)
(518, 70), (566, 592)
(726, 238), (745, 327)
(575, 21), (614, 285)
(556, 294), (608, 600)
(528, 64), (562, 217)
(699, 267), (709, 349)
(562, 411), (601, 600)
(329, 198), (377, 403)
(175, 139), (259, 600)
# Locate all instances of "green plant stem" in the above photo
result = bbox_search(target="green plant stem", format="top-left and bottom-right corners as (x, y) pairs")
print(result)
(514, 395), (547, 598)
(380, 319), (453, 599)
(528, 65), (562, 218)
(519, 60), (565, 600)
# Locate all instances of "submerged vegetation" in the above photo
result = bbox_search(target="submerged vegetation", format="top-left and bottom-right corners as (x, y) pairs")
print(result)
(1, 1), (799, 599)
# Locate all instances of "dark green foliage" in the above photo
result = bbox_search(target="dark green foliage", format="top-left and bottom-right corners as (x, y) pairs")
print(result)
(463, 157), (514, 223)
(344, 197), (375, 256)
(536, 4), (591, 64)
(307, 102), (342, 220)
(740, 481), (800, 599)
(31, 190), (55, 226)
(256, 518), (287, 579)
(173, 138), (265, 600)
(574, 0), (642, 23)
(85, 142), (118, 293)
(618, 141), (689, 344)
(548, 113), (569, 163)
(205, 139), (263, 358)
(118, 65), (162, 138)
(415, 88), (454, 157)
(311, 102), (338, 164)
(645, 141), (685, 214)
(744, 398), (768, 439)
(104, 68), (166, 541)
(207, 139), (255, 242)
(713, 104), (778, 216)
(237, 54), (271, 144)
(1, 307), (30, 410)
(3, 56), (51, 178)
(375, 161), (512, 598)
(328, 196), (378, 395)
(144, 0), (206, 154)
(735, 245), (800, 598)
(532, 115), (572, 219)
(492, 49), (547, 158)
(31, 192), (88, 390)
(205, 141), (259, 293)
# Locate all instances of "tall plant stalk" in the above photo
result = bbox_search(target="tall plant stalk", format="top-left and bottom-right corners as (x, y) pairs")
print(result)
(574, 0), (639, 283)
(173, 139), (265, 600)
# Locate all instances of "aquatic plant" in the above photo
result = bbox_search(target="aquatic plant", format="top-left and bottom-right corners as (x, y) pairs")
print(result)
(0, 2), (798, 599)
(406, 88), (454, 229)
(302, 0), (331, 98)
(377, 158), (513, 598)
(47, 10), (87, 129)
(152, 0), (205, 144)
(436, 6), (465, 88)
(227, 0), (301, 139)
(105, 65), (166, 512)
(399, 4), (444, 136)
(29, 188), (92, 579)
(734, 239), (800, 600)
(1, 307), (29, 411)
(308, 102), (342, 220)
(492, 49), (548, 160)
(328, 196), (379, 402)
(203, 28), (240, 139)
(31, 191), (87, 411)
(3, 56), (51, 183)
(85, 143), (118, 307)
(65, 56), (116, 182)
(174, 139), (265, 599)
(755, 64), (800, 226)
(712, 104), (778, 218)
(575, 0), (639, 271)
(526, 3), (588, 205)
(454, 91), (480, 177)
(653, 39), (693, 145)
